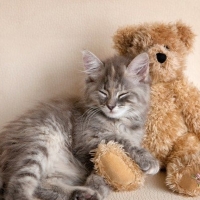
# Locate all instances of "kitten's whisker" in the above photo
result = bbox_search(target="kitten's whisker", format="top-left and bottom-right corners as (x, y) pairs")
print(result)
(127, 109), (141, 120)
(78, 107), (97, 124)
(79, 108), (94, 131)
(83, 108), (101, 130)
(80, 107), (100, 131)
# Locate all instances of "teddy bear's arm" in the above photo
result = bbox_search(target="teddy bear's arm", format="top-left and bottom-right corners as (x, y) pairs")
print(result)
(174, 79), (200, 136)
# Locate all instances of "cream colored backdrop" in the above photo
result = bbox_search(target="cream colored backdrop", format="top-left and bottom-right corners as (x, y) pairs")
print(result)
(0, 0), (200, 131)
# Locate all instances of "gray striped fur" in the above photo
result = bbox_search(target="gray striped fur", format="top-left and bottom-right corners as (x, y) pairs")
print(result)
(0, 51), (159, 200)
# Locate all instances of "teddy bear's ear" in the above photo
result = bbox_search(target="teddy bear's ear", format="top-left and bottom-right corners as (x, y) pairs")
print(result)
(175, 21), (196, 51)
(113, 27), (135, 55)
(113, 25), (152, 56)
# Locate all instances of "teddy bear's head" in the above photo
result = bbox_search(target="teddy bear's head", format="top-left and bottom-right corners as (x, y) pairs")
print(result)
(113, 21), (195, 84)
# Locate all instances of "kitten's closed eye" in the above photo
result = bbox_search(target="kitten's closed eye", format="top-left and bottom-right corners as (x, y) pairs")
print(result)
(118, 92), (129, 99)
(98, 90), (108, 98)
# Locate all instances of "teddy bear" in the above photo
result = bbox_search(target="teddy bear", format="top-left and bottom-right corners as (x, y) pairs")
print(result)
(109, 21), (200, 197)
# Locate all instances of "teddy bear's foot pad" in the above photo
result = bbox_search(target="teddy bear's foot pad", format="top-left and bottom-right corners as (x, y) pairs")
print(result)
(179, 170), (200, 196)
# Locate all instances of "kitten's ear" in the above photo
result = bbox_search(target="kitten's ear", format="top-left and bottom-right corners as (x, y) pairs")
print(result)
(82, 50), (103, 80)
(127, 53), (149, 82)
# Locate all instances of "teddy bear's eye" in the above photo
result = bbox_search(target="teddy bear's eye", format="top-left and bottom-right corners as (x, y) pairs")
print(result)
(164, 45), (170, 50)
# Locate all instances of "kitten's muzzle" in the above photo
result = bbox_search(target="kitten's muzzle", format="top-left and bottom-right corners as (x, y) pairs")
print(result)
(107, 104), (116, 111)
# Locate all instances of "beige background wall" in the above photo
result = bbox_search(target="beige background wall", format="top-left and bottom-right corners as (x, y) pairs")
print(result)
(1, 0), (200, 129)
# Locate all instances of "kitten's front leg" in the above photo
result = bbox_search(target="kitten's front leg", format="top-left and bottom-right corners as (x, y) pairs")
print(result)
(70, 173), (111, 200)
(129, 146), (160, 175)
(85, 172), (111, 200)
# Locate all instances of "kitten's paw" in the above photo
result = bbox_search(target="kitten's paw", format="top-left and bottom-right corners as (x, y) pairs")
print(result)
(70, 189), (101, 200)
(139, 158), (160, 175)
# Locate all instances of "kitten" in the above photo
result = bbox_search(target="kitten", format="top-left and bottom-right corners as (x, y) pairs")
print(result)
(0, 51), (159, 200)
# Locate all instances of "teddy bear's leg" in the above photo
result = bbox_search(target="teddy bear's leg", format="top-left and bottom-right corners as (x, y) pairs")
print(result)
(166, 133), (200, 196)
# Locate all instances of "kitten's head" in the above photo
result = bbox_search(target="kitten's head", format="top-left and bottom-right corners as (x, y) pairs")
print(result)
(82, 50), (150, 120)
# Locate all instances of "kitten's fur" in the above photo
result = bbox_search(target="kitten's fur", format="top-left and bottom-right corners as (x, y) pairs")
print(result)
(0, 51), (159, 200)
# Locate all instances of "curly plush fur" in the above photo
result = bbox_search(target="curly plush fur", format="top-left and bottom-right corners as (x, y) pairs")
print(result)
(113, 21), (200, 196)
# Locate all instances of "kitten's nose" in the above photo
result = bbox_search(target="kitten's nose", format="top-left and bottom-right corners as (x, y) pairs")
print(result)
(156, 53), (167, 63)
(107, 105), (115, 111)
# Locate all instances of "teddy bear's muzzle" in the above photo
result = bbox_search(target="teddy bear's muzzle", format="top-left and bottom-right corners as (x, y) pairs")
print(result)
(156, 53), (167, 63)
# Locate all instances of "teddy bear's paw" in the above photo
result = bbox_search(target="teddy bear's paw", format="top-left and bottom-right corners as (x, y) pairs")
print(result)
(70, 188), (101, 200)
(139, 158), (160, 175)
(166, 163), (200, 196)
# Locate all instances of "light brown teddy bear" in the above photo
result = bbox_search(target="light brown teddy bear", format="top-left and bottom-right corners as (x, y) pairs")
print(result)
(111, 21), (200, 196)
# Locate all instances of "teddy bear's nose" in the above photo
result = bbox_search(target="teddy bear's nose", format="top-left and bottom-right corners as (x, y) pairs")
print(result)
(156, 53), (167, 63)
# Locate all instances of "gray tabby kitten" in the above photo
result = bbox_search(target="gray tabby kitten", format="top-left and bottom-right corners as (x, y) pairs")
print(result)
(0, 51), (159, 200)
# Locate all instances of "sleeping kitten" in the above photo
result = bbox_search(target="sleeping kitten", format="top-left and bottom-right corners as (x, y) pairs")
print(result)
(0, 51), (159, 200)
